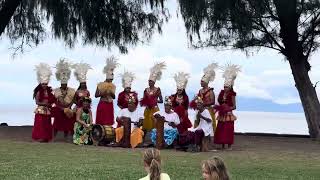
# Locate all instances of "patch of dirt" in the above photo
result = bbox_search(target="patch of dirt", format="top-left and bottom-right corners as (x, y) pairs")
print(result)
(1, 126), (319, 154)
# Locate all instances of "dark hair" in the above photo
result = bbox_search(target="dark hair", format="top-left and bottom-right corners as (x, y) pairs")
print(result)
(77, 82), (87, 90)
(224, 86), (234, 92)
(82, 97), (92, 104)
(33, 84), (42, 99)
(176, 89), (186, 96)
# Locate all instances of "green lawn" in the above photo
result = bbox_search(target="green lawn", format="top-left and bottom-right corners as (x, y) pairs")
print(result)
(0, 140), (319, 180)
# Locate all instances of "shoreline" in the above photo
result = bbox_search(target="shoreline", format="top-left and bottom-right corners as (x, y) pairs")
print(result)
(0, 126), (310, 138)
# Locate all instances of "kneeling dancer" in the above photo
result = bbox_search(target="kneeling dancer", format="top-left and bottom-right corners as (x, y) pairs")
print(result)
(186, 97), (213, 152)
(151, 97), (180, 148)
(115, 95), (144, 148)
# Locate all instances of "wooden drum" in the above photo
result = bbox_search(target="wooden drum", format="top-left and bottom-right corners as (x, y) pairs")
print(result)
(91, 124), (115, 144)
(155, 117), (165, 149)
(122, 117), (131, 148)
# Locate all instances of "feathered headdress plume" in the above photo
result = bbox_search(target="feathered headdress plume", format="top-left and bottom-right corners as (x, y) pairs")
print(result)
(149, 62), (166, 82)
(55, 58), (72, 84)
(222, 63), (241, 87)
(73, 62), (92, 83)
(174, 72), (190, 90)
(35, 63), (52, 84)
(201, 63), (219, 83)
(103, 56), (119, 80)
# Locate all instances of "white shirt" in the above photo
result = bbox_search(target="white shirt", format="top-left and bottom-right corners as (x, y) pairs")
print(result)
(117, 108), (143, 131)
(139, 173), (171, 180)
(193, 109), (214, 136)
(153, 110), (180, 130)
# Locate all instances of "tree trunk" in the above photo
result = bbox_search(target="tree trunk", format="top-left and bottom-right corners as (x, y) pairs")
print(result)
(0, 0), (22, 36)
(274, 0), (320, 139)
(289, 59), (320, 140)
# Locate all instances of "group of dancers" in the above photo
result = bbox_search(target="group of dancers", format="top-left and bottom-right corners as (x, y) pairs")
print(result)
(32, 56), (240, 151)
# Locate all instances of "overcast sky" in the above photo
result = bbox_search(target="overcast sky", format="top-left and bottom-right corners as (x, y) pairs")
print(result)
(0, 1), (319, 112)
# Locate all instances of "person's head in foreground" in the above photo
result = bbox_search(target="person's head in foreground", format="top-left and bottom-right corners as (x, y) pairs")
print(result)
(202, 157), (230, 180)
(141, 148), (170, 180)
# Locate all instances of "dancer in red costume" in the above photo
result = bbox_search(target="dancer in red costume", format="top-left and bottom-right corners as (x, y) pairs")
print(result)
(52, 59), (75, 140)
(190, 63), (219, 132)
(32, 63), (56, 142)
(116, 71), (138, 127)
(95, 56), (119, 126)
(214, 64), (240, 150)
(170, 72), (192, 137)
(73, 62), (92, 109)
(140, 62), (165, 131)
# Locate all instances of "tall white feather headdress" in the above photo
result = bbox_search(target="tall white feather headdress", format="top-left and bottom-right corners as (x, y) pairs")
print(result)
(55, 58), (72, 84)
(174, 72), (190, 90)
(120, 71), (135, 89)
(35, 63), (52, 84)
(222, 63), (241, 87)
(103, 56), (119, 80)
(149, 62), (166, 82)
(201, 63), (219, 83)
(73, 62), (92, 83)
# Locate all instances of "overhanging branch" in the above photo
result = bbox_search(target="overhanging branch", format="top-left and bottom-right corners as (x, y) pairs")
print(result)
(252, 18), (285, 53)
(0, 0), (22, 36)
(314, 81), (319, 89)
(300, 11), (320, 44)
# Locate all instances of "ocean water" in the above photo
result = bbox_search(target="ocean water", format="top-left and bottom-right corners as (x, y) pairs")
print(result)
(0, 105), (308, 135)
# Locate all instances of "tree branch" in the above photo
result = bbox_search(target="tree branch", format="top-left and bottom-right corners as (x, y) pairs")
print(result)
(263, 0), (280, 21)
(306, 28), (316, 58)
(0, 0), (22, 36)
(314, 81), (319, 89)
(260, 44), (282, 51)
(297, 0), (305, 16)
(253, 18), (285, 52)
(300, 11), (320, 44)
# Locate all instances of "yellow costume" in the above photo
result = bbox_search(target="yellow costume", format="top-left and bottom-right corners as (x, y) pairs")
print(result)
(115, 108), (144, 148)
(115, 127), (144, 148)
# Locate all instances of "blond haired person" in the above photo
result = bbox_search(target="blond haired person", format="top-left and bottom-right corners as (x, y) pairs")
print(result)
(202, 157), (230, 180)
(139, 148), (170, 180)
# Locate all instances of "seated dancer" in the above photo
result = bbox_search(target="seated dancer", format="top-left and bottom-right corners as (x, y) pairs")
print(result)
(72, 62), (92, 109)
(73, 97), (93, 145)
(115, 95), (144, 148)
(186, 97), (213, 152)
(190, 63), (218, 132)
(170, 72), (192, 145)
(95, 56), (119, 126)
(141, 62), (166, 132)
(116, 71), (138, 128)
(214, 64), (240, 150)
(150, 97), (180, 147)
(32, 63), (56, 142)
(53, 59), (76, 140)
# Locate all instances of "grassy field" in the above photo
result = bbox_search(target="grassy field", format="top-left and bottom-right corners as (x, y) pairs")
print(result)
(0, 139), (320, 180)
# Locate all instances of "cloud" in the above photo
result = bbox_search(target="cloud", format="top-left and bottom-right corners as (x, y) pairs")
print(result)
(0, 0), (319, 108)
(273, 96), (301, 105)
